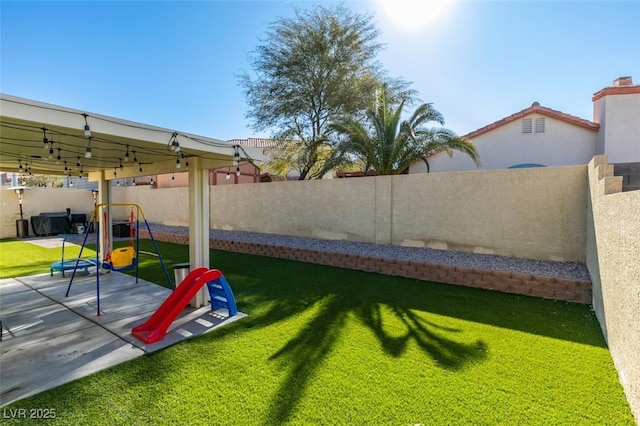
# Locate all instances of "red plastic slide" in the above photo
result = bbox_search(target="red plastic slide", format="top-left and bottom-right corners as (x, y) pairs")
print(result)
(132, 267), (223, 344)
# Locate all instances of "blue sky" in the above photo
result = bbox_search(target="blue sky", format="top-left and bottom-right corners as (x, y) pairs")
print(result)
(1, 1), (639, 141)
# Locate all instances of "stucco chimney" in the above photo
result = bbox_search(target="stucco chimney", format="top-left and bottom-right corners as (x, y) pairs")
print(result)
(612, 76), (633, 87)
(592, 75), (640, 163)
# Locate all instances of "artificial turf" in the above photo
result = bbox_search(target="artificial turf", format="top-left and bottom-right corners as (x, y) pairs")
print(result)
(0, 239), (634, 424)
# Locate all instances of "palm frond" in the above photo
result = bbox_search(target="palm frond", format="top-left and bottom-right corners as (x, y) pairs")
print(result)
(326, 88), (480, 175)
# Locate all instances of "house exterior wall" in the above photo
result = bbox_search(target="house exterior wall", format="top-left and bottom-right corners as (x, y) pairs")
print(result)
(211, 162), (260, 185)
(154, 162), (260, 188)
(409, 113), (597, 173)
(587, 156), (640, 421)
(156, 172), (189, 188)
(593, 92), (640, 163)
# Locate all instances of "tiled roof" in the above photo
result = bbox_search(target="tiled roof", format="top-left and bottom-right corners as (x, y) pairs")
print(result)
(227, 138), (279, 148)
(462, 102), (599, 140)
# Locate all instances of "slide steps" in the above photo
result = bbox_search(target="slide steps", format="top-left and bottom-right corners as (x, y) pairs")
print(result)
(132, 268), (237, 345)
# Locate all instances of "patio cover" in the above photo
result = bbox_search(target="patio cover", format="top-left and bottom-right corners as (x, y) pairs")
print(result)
(0, 93), (262, 303)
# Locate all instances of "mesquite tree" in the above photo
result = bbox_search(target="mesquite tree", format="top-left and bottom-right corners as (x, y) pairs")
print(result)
(240, 4), (410, 179)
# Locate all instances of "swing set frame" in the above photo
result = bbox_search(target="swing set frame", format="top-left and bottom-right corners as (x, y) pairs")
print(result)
(65, 203), (174, 316)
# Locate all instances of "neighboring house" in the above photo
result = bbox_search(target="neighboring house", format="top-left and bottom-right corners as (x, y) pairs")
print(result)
(228, 138), (278, 150)
(130, 138), (277, 188)
(230, 137), (307, 180)
(151, 139), (270, 188)
(228, 138), (279, 181)
(409, 76), (640, 190)
(153, 161), (261, 188)
(412, 102), (599, 172)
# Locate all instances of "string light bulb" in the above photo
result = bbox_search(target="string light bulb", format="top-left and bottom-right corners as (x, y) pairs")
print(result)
(42, 127), (49, 149)
(124, 145), (130, 162)
(176, 156), (181, 169)
(169, 132), (181, 152)
(85, 138), (92, 159)
(233, 145), (241, 164)
(18, 160), (23, 172)
(236, 166), (241, 177)
(82, 113), (92, 138)
(133, 150), (138, 164)
(56, 148), (62, 164)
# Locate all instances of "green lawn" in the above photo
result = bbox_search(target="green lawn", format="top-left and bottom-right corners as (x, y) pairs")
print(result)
(0, 239), (634, 425)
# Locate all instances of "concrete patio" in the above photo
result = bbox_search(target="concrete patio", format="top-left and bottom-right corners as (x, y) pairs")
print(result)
(0, 269), (246, 406)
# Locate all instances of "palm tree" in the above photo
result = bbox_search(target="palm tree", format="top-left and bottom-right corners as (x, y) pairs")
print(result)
(324, 90), (480, 175)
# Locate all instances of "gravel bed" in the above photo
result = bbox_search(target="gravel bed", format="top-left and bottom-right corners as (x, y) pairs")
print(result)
(146, 224), (590, 282)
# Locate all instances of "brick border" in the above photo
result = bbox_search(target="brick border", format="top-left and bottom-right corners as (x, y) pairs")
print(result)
(139, 230), (592, 304)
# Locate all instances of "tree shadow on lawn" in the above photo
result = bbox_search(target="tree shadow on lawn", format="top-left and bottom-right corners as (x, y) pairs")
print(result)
(357, 302), (487, 365)
(224, 253), (605, 348)
(263, 292), (488, 423)
(223, 266), (487, 423)
(76, 247), (601, 423)
(266, 294), (350, 423)
(213, 254), (606, 423)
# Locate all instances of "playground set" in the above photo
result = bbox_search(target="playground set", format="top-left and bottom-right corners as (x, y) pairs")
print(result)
(60, 203), (237, 345)
(50, 234), (97, 277)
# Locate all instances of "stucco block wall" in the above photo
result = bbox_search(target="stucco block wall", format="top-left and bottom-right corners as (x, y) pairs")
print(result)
(210, 178), (378, 242)
(0, 186), (192, 239)
(587, 156), (640, 421)
(114, 186), (189, 226)
(211, 166), (587, 262)
(1, 167), (588, 263)
(389, 167), (587, 261)
(0, 188), (94, 238)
